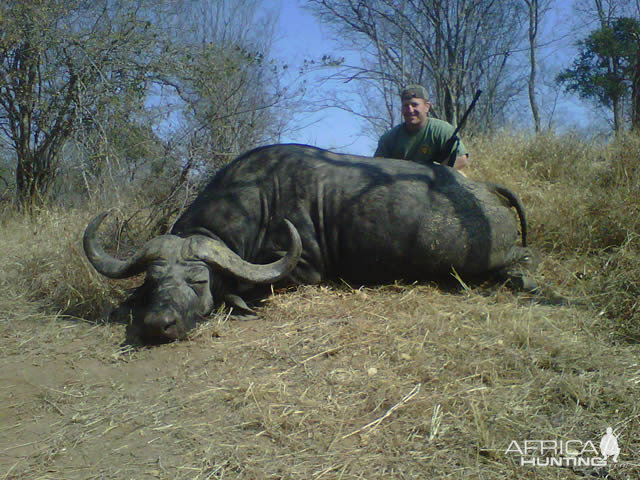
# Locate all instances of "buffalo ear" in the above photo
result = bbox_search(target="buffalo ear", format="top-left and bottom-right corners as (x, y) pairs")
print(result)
(223, 294), (258, 320)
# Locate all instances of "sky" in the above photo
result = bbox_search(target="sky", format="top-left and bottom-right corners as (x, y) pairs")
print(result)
(272, 1), (376, 156)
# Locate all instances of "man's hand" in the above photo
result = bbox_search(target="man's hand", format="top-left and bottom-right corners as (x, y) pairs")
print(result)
(452, 154), (469, 170)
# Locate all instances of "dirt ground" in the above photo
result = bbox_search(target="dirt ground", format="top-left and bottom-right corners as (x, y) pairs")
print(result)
(1, 284), (639, 479)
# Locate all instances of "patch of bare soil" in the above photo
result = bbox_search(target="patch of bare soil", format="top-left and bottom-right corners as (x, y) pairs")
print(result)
(1, 284), (639, 479)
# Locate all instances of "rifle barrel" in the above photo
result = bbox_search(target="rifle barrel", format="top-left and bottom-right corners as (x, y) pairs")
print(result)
(444, 89), (482, 166)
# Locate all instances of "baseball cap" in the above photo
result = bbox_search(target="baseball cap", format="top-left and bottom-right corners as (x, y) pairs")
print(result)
(400, 85), (429, 101)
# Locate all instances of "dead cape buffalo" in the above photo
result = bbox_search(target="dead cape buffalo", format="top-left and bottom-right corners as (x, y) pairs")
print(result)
(84, 143), (536, 341)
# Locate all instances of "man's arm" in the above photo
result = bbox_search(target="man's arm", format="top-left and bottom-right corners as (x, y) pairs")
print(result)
(434, 126), (469, 170)
(450, 136), (469, 170)
(374, 138), (389, 157)
(452, 154), (469, 170)
(374, 127), (398, 158)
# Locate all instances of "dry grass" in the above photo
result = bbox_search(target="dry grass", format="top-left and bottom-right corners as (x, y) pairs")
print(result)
(1, 132), (640, 478)
(2, 284), (639, 478)
(470, 131), (640, 339)
(1, 209), (114, 323)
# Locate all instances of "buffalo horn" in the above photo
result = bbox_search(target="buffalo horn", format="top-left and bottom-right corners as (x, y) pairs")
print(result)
(83, 211), (153, 279)
(184, 219), (302, 283)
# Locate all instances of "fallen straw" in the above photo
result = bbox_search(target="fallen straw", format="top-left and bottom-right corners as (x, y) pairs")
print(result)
(342, 383), (422, 439)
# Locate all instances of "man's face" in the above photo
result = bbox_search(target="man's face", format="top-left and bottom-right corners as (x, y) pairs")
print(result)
(402, 97), (430, 132)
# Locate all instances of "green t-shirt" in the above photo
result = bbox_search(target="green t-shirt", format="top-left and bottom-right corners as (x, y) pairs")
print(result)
(374, 118), (468, 165)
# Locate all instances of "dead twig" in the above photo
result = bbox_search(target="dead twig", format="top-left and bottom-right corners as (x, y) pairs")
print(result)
(342, 383), (422, 439)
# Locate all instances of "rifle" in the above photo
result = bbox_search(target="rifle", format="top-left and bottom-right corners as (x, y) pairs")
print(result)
(440, 89), (482, 167)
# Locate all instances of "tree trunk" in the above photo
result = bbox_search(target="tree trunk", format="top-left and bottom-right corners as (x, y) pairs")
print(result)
(16, 156), (37, 210)
(526, 0), (542, 133)
(15, 148), (55, 210)
(612, 95), (623, 134)
(632, 34), (640, 131)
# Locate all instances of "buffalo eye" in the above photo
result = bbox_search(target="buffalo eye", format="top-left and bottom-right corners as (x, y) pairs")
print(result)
(185, 268), (210, 289)
(148, 261), (168, 278)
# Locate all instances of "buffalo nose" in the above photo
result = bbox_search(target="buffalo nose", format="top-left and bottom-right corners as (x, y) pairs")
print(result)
(144, 311), (179, 339)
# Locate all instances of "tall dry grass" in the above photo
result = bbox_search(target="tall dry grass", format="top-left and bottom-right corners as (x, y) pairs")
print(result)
(0, 206), (149, 324)
(469, 131), (640, 339)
